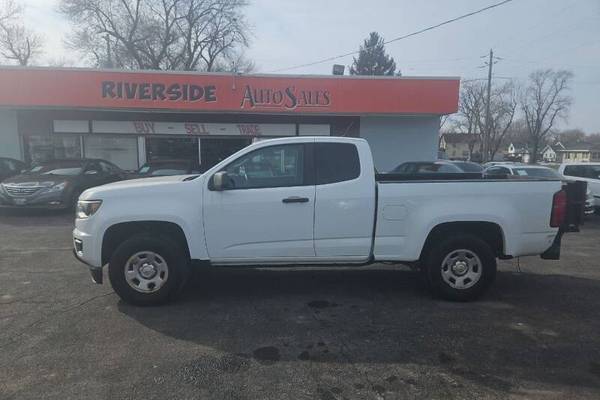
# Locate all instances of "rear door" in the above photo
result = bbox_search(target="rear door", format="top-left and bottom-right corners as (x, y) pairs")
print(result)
(313, 141), (375, 260)
(203, 142), (316, 262)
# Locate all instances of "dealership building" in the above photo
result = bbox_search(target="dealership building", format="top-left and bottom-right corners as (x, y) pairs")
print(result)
(0, 67), (459, 172)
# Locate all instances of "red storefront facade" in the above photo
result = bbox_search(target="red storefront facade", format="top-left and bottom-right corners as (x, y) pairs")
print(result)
(0, 67), (459, 172)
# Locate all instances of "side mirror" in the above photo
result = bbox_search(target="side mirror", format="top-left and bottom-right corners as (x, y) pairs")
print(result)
(212, 171), (229, 191)
(85, 169), (99, 175)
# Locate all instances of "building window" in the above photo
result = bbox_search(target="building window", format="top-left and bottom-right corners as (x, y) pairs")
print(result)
(84, 136), (139, 171)
(27, 134), (81, 163)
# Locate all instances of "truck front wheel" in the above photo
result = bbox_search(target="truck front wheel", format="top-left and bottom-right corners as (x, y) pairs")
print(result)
(108, 234), (190, 306)
(424, 235), (496, 301)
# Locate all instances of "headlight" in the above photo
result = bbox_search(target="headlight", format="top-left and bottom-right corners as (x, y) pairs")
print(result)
(46, 182), (69, 193)
(76, 200), (102, 219)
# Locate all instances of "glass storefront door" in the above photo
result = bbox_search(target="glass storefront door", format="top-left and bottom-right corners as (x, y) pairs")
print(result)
(84, 136), (139, 171)
(200, 138), (251, 171)
(146, 137), (199, 164)
(145, 137), (251, 172)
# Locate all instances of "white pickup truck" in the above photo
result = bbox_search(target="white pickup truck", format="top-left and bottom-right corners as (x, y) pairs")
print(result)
(73, 137), (584, 306)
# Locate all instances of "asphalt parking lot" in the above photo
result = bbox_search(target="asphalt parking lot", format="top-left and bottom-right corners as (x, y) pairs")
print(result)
(1, 210), (600, 400)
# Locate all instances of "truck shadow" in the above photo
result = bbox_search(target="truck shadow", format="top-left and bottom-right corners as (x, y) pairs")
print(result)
(117, 267), (600, 394)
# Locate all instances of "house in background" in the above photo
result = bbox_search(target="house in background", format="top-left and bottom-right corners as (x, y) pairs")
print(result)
(506, 142), (531, 163)
(556, 142), (600, 163)
(540, 142), (566, 163)
(439, 133), (481, 161)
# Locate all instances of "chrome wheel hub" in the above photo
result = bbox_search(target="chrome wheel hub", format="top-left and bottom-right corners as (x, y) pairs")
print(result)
(139, 263), (157, 279)
(124, 251), (169, 293)
(441, 249), (482, 290)
(451, 260), (468, 276)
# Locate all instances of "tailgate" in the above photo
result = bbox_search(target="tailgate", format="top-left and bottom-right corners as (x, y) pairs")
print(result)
(563, 180), (587, 232)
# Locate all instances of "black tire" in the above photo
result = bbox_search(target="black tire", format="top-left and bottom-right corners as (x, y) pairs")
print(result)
(108, 234), (190, 306)
(423, 234), (496, 301)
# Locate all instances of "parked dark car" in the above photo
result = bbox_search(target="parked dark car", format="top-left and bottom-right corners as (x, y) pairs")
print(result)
(390, 160), (464, 174)
(0, 157), (27, 182)
(129, 159), (202, 179)
(0, 158), (125, 209)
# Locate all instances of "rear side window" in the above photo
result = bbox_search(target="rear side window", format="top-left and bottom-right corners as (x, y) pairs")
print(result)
(486, 167), (510, 175)
(315, 143), (360, 184)
(564, 165), (586, 178)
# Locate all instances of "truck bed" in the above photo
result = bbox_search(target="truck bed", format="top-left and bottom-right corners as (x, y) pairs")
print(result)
(376, 172), (484, 181)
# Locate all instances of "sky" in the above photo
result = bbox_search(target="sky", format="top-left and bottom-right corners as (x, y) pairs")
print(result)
(17, 0), (600, 133)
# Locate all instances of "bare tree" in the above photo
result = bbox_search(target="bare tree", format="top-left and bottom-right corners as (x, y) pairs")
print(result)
(0, 0), (43, 65)
(557, 128), (586, 144)
(520, 69), (573, 164)
(0, 0), (20, 22)
(212, 49), (255, 73)
(59, 0), (250, 71)
(456, 81), (485, 160)
(456, 80), (518, 162)
(484, 81), (518, 161)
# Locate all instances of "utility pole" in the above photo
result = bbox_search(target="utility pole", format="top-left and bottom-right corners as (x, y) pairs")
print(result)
(480, 49), (501, 161)
(484, 49), (493, 161)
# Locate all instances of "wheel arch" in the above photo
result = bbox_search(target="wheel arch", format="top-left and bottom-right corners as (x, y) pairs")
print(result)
(102, 221), (191, 266)
(419, 221), (506, 262)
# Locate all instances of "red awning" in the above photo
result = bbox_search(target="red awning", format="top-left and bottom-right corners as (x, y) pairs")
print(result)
(0, 67), (459, 115)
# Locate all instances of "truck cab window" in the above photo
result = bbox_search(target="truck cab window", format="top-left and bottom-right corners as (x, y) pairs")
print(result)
(223, 144), (305, 189)
(315, 143), (360, 184)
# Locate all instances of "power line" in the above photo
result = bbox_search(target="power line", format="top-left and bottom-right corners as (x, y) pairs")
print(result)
(269, 0), (515, 73)
(490, 0), (579, 50)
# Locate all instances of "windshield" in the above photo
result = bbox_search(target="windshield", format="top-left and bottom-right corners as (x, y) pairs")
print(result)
(512, 167), (561, 179)
(27, 160), (84, 176)
(138, 162), (189, 176)
(392, 162), (463, 173)
(452, 162), (483, 173)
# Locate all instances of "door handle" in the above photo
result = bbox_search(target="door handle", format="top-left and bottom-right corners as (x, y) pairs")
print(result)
(282, 196), (309, 203)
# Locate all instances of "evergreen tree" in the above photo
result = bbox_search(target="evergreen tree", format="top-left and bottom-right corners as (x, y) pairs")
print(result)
(350, 32), (396, 76)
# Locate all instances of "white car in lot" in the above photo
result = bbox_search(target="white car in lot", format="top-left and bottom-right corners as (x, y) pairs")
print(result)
(73, 137), (585, 306)
(483, 164), (562, 180)
(484, 164), (595, 215)
(558, 163), (600, 213)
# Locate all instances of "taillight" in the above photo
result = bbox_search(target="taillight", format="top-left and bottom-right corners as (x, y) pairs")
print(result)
(550, 190), (567, 228)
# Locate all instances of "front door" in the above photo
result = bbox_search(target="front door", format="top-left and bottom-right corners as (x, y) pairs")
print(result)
(203, 143), (315, 262)
(82, 161), (110, 189)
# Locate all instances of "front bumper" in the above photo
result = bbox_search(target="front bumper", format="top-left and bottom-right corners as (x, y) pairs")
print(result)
(73, 248), (103, 284)
(72, 223), (104, 284)
(0, 189), (71, 209)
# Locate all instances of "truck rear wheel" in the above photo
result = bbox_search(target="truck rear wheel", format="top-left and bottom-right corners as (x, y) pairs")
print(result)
(108, 234), (189, 306)
(424, 234), (496, 301)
